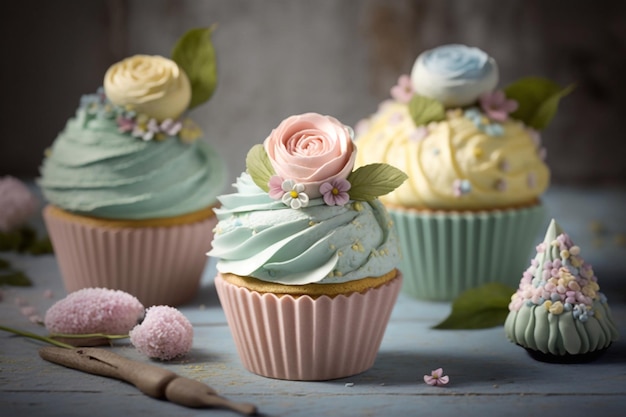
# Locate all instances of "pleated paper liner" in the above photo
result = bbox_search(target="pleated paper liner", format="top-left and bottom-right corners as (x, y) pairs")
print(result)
(389, 204), (546, 301)
(215, 272), (402, 381)
(43, 205), (218, 307)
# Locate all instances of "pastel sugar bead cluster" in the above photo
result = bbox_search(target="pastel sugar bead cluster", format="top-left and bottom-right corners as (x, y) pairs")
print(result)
(509, 232), (602, 322)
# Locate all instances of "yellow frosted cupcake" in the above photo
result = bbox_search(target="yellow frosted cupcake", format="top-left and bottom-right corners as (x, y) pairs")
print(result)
(209, 113), (407, 380)
(39, 29), (226, 306)
(356, 44), (572, 300)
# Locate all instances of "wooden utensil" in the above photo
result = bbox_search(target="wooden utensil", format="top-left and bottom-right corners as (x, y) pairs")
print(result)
(39, 346), (257, 415)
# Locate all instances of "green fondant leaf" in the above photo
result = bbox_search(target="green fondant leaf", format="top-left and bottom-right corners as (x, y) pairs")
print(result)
(0, 270), (32, 287)
(504, 77), (574, 130)
(347, 163), (408, 201)
(171, 26), (218, 109)
(408, 94), (446, 127)
(28, 236), (54, 255)
(433, 282), (515, 330)
(246, 144), (275, 192)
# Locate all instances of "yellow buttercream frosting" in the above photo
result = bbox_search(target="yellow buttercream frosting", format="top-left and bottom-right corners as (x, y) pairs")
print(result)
(355, 101), (549, 210)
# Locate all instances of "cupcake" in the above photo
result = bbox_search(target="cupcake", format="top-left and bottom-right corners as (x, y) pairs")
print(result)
(505, 219), (619, 362)
(355, 44), (572, 301)
(209, 113), (407, 380)
(38, 29), (226, 306)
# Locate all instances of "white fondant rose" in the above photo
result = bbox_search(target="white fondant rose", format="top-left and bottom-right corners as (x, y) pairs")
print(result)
(104, 55), (191, 121)
(264, 113), (356, 199)
(410, 44), (499, 108)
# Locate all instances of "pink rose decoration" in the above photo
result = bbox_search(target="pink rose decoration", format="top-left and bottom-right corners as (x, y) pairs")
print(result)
(264, 113), (356, 199)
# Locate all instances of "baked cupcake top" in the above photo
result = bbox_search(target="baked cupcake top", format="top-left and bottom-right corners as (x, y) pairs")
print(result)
(505, 219), (619, 355)
(209, 113), (407, 285)
(355, 44), (572, 210)
(39, 29), (226, 220)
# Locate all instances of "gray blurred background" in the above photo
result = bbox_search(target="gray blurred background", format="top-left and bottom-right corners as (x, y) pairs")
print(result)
(1, 0), (625, 186)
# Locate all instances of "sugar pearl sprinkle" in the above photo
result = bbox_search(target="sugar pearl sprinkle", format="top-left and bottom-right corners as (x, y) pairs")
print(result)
(509, 233), (603, 321)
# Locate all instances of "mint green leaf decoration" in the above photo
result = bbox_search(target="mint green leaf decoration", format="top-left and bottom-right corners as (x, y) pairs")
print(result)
(408, 94), (446, 127)
(171, 26), (218, 109)
(246, 144), (275, 192)
(504, 77), (574, 130)
(433, 282), (515, 330)
(347, 163), (408, 201)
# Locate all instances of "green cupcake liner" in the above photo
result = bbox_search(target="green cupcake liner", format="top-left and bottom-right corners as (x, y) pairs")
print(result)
(389, 204), (547, 301)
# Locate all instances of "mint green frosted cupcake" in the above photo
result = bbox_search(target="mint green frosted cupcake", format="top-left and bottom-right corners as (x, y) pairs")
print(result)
(39, 29), (226, 306)
(355, 44), (571, 300)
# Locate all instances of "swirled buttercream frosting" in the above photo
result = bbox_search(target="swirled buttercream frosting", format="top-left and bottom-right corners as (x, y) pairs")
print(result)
(209, 173), (401, 285)
(355, 101), (549, 210)
(39, 103), (226, 220)
(504, 219), (619, 356)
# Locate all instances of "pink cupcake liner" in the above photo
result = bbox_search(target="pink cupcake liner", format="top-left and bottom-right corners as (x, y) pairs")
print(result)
(214, 272), (402, 381)
(44, 206), (218, 307)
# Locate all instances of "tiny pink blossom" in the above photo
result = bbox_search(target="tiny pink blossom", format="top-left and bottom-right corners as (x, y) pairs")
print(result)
(424, 368), (449, 386)
(320, 178), (351, 206)
(479, 90), (518, 122)
(116, 116), (135, 133)
(130, 305), (193, 361)
(390, 74), (414, 103)
(268, 175), (285, 199)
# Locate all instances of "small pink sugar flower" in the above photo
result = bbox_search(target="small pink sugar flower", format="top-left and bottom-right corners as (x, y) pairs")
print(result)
(268, 175), (285, 199)
(0, 176), (38, 233)
(130, 306), (193, 361)
(44, 288), (145, 335)
(479, 90), (518, 122)
(424, 368), (449, 386)
(320, 178), (351, 206)
(390, 74), (414, 103)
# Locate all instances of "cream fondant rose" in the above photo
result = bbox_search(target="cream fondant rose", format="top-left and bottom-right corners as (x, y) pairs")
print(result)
(410, 44), (499, 107)
(264, 113), (356, 199)
(104, 55), (191, 121)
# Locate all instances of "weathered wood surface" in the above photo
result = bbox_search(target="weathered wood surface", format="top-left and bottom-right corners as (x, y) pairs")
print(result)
(1, 185), (625, 416)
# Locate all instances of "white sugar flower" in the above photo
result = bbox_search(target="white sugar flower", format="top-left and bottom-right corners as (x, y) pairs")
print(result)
(281, 179), (309, 209)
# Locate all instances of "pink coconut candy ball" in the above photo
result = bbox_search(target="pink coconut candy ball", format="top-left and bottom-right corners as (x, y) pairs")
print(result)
(130, 305), (193, 360)
(44, 288), (145, 335)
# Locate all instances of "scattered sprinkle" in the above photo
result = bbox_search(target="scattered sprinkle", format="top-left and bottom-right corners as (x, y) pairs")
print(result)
(344, 382), (355, 387)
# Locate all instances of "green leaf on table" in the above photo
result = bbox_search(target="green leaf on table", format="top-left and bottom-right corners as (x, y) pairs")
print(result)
(433, 282), (515, 330)
(28, 236), (54, 255)
(0, 270), (32, 286)
(0, 257), (10, 269)
(171, 26), (218, 109)
(408, 94), (446, 127)
(504, 77), (574, 130)
(246, 144), (275, 192)
(347, 163), (408, 201)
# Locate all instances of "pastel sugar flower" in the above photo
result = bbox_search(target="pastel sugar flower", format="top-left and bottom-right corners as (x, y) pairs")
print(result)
(44, 288), (145, 335)
(410, 44), (499, 107)
(0, 176), (38, 233)
(264, 113), (356, 199)
(320, 178), (351, 206)
(268, 175), (285, 199)
(104, 55), (191, 121)
(281, 179), (309, 209)
(424, 368), (449, 386)
(479, 90), (519, 122)
(160, 118), (183, 136)
(390, 74), (414, 103)
(129, 305), (193, 360)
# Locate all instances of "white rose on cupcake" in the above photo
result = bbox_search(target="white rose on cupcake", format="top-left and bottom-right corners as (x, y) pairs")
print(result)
(410, 44), (498, 107)
(104, 55), (191, 121)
